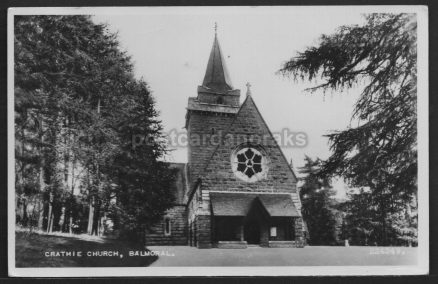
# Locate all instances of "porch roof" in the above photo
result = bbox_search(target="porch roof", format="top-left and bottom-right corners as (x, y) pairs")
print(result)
(209, 192), (300, 217)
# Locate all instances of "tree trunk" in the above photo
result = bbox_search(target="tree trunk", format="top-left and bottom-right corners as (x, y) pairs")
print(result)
(47, 209), (53, 233)
(68, 124), (76, 234)
(380, 207), (387, 246)
(87, 196), (94, 235)
(89, 98), (102, 237)
(59, 206), (66, 232)
(91, 199), (100, 236)
(47, 192), (53, 233)
(22, 197), (28, 227)
(99, 213), (106, 236)
(19, 116), (26, 189)
(68, 169), (74, 234)
(38, 115), (45, 230)
(48, 212), (54, 233)
(37, 195), (44, 230)
(69, 215), (73, 234)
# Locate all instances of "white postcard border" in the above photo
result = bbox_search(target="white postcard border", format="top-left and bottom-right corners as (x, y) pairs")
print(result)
(7, 5), (429, 277)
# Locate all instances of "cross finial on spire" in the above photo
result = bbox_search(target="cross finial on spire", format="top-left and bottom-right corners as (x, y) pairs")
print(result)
(246, 82), (252, 96)
(202, 23), (233, 91)
(214, 22), (218, 36)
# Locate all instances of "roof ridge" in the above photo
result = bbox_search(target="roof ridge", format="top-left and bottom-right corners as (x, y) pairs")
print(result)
(245, 95), (299, 181)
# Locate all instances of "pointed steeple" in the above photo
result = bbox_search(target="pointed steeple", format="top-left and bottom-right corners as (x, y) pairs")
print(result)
(202, 25), (233, 93)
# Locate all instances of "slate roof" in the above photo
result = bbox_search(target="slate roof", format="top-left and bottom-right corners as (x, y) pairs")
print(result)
(202, 34), (233, 92)
(209, 192), (300, 217)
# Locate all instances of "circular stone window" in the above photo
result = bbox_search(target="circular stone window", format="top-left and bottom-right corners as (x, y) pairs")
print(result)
(231, 146), (268, 182)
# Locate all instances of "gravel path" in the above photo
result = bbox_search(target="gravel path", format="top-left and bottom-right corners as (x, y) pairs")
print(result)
(148, 245), (418, 267)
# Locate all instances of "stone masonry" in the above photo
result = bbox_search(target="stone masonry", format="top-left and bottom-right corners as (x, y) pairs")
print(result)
(145, 30), (305, 249)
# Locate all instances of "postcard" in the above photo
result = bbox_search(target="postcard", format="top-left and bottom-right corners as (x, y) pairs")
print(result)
(8, 5), (429, 277)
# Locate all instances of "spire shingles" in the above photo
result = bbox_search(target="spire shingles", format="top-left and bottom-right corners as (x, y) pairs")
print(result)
(202, 35), (233, 93)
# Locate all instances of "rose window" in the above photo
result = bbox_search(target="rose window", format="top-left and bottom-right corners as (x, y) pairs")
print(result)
(232, 146), (267, 182)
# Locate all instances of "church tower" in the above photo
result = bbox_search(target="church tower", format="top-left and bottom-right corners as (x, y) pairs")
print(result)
(185, 28), (241, 189)
(183, 27), (304, 249)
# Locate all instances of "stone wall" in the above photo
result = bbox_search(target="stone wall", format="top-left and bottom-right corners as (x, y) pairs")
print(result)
(199, 96), (303, 228)
(145, 206), (188, 246)
(197, 91), (240, 106)
(186, 111), (236, 190)
(184, 88), (306, 249)
(294, 217), (305, 247)
(200, 96), (298, 193)
(195, 215), (212, 248)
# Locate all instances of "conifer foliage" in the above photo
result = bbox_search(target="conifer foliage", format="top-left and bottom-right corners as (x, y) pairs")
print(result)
(280, 14), (417, 246)
(298, 156), (338, 245)
(14, 15), (175, 241)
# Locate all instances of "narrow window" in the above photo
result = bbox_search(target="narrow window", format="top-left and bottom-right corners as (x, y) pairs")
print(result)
(270, 226), (277, 237)
(164, 217), (171, 236)
(216, 97), (223, 104)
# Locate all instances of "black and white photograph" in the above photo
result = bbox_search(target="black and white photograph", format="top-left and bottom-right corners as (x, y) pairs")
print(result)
(7, 6), (429, 277)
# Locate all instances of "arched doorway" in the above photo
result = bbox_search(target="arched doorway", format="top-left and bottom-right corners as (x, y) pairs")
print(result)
(243, 197), (270, 245)
(244, 218), (260, 244)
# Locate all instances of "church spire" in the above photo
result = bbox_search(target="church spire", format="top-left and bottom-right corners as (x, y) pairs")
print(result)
(202, 23), (233, 93)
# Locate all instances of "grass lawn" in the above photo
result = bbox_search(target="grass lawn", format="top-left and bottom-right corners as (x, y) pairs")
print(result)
(16, 231), (157, 267)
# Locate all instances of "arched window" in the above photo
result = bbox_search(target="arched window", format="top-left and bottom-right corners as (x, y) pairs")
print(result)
(164, 217), (171, 236)
(216, 97), (224, 104)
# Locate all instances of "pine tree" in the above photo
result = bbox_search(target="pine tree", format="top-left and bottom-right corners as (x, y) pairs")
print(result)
(339, 188), (417, 246)
(279, 14), (417, 246)
(14, 15), (176, 239)
(298, 156), (338, 245)
(106, 80), (176, 242)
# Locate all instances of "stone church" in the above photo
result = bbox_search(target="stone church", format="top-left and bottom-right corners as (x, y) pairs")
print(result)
(145, 31), (305, 248)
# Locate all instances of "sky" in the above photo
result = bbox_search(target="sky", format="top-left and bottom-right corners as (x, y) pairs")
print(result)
(92, 7), (370, 198)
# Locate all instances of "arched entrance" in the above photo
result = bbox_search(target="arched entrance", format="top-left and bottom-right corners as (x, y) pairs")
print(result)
(244, 218), (260, 244)
(243, 197), (269, 245)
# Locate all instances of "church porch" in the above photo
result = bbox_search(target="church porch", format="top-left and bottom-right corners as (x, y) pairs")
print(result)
(209, 192), (304, 248)
(212, 216), (301, 248)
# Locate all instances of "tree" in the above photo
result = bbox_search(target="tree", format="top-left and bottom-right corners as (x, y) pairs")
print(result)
(339, 188), (417, 246)
(14, 15), (175, 240)
(298, 156), (338, 245)
(279, 14), (417, 245)
(105, 80), (177, 242)
(339, 189), (378, 245)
